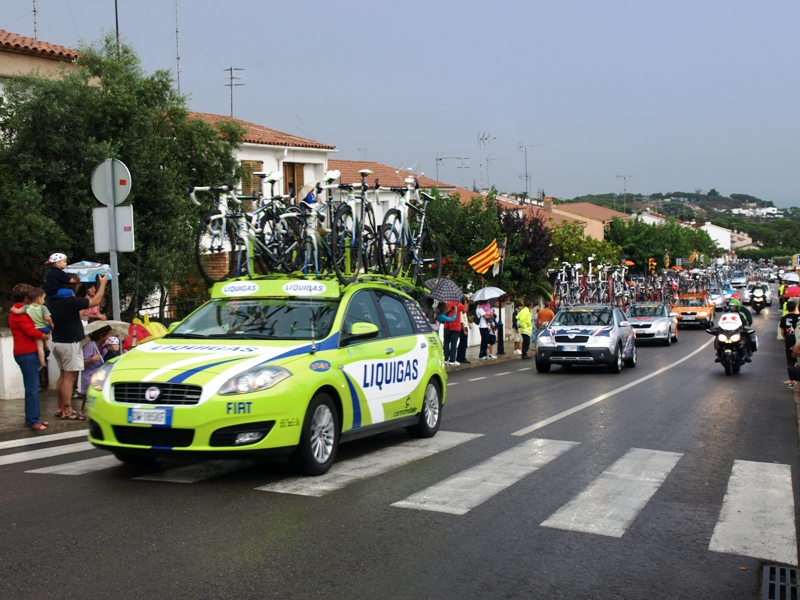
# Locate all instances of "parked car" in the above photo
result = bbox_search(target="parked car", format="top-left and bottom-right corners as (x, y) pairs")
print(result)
(534, 305), (636, 374)
(626, 303), (678, 346)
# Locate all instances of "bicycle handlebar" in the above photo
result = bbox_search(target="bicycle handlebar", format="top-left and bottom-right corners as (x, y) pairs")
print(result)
(187, 184), (234, 206)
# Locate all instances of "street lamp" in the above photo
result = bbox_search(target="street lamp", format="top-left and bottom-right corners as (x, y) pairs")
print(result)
(496, 240), (507, 355)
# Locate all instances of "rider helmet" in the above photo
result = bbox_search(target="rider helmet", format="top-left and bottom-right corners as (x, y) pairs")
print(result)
(728, 298), (742, 310)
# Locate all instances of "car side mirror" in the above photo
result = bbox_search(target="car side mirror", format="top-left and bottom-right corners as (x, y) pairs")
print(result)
(669, 312), (678, 317)
(620, 321), (630, 327)
(705, 327), (716, 335)
(167, 321), (181, 333)
(342, 321), (380, 345)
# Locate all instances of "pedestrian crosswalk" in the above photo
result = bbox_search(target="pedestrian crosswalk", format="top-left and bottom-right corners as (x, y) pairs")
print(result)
(2, 433), (796, 565)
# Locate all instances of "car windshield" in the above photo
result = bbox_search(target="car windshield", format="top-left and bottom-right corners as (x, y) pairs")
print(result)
(709, 288), (721, 295)
(628, 305), (662, 318)
(676, 298), (705, 307)
(169, 298), (340, 340)
(552, 309), (613, 326)
(732, 271), (745, 278)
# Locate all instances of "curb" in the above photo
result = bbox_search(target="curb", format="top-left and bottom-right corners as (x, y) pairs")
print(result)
(446, 352), (521, 373)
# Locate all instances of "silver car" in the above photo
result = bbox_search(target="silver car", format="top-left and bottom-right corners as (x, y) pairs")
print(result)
(626, 303), (678, 346)
(535, 305), (636, 374)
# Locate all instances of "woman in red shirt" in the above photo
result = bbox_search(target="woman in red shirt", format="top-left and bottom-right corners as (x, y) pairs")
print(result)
(8, 283), (51, 430)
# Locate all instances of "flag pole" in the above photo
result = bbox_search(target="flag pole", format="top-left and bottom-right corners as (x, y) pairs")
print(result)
(496, 237), (507, 355)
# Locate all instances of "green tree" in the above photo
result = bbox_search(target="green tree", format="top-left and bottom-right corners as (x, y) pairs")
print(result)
(498, 209), (554, 302)
(549, 221), (622, 271)
(0, 34), (243, 311)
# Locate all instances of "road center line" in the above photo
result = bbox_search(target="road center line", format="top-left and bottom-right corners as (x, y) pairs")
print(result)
(512, 339), (713, 436)
(468, 377), (487, 382)
(495, 372), (511, 376)
(518, 367), (532, 371)
(447, 382), (458, 387)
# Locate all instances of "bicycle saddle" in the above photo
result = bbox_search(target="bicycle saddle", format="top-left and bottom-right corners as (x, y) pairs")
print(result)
(324, 170), (340, 183)
(359, 169), (373, 176)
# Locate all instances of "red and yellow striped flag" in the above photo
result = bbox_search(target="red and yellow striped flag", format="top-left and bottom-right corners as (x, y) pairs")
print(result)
(468, 239), (500, 274)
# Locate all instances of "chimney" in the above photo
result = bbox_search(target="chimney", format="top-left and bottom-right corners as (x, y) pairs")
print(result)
(543, 196), (554, 212)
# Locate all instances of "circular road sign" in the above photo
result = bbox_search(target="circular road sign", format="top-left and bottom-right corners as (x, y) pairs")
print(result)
(91, 159), (132, 206)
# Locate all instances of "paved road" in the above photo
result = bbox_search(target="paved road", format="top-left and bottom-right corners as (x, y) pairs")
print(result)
(1, 305), (797, 599)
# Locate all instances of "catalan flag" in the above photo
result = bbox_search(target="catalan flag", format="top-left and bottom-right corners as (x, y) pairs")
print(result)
(468, 239), (500, 274)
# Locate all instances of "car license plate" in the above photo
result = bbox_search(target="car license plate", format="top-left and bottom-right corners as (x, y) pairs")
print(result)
(128, 407), (171, 426)
(561, 346), (581, 352)
(682, 316), (695, 320)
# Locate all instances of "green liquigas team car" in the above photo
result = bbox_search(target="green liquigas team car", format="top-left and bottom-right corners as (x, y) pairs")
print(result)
(86, 277), (447, 475)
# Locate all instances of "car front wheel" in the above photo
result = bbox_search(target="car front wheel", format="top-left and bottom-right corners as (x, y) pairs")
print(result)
(292, 393), (339, 476)
(608, 345), (623, 374)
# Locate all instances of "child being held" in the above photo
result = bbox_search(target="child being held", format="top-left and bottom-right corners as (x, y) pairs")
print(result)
(9, 287), (54, 369)
(103, 337), (121, 360)
(43, 253), (73, 297)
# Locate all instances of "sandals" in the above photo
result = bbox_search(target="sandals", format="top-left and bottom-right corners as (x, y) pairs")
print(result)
(54, 411), (63, 418)
(61, 411), (86, 421)
(29, 423), (47, 431)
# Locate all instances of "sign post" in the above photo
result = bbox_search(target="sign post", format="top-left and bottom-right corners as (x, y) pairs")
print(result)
(91, 158), (132, 321)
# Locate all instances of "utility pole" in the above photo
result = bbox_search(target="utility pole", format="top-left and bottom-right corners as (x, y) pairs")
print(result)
(485, 154), (506, 190)
(223, 67), (245, 117)
(357, 147), (374, 161)
(616, 173), (639, 214)
(477, 133), (495, 191)
(455, 158), (470, 189)
(114, 0), (120, 55)
(517, 142), (543, 198)
(32, 0), (38, 39)
(175, 0), (181, 94)
(435, 153), (461, 185)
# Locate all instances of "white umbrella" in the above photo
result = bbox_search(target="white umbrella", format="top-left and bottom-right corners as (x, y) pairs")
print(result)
(83, 320), (129, 340)
(783, 272), (800, 283)
(471, 286), (505, 302)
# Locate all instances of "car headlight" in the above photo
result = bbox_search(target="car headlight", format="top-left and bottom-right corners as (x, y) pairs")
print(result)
(537, 332), (555, 347)
(90, 361), (115, 391)
(218, 365), (292, 395)
(586, 335), (613, 347)
(697, 312), (708, 318)
(653, 322), (669, 332)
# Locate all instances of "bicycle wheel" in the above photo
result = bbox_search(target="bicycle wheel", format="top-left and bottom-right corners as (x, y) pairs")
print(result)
(195, 211), (238, 285)
(274, 208), (306, 273)
(362, 204), (380, 274)
(378, 208), (403, 277)
(332, 205), (361, 284)
(413, 226), (442, 285)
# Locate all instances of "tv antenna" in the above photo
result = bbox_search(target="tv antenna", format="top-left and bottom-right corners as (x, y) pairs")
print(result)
(477, 132), (495, 190)
(455, 158), (470, 188)
(435, 153), (461, 184)
(485, 154), (506, 190)
(33, 0), (38, 39)
(223, 67), (245, 117)
(616, 173), (639, 213)
(517, 141), (544, 198)
(175, 0), (181, 94)
(358, 147), (374, 160)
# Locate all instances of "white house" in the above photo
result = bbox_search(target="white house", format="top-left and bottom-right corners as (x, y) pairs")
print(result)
(699, 222), (732, 252)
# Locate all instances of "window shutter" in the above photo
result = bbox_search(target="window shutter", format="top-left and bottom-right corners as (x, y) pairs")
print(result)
(294, 163), (304, 192)
(240, 160), (263, 196)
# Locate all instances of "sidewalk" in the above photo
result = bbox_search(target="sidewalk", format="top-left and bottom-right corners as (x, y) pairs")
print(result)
(0, 388), (88, 443)
(0, 343), (526, 443)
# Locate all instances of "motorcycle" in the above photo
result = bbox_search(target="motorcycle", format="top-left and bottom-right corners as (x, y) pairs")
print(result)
(707, 312), (751, 376)
(751, 288), (765, 314)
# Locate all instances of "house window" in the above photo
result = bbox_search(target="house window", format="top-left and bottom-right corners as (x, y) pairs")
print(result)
(283, 162), (305, 199)
(241, 160), (263, 196)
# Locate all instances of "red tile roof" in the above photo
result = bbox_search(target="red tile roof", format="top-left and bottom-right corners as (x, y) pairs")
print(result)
(496, 198), (586, 229)
(190, 112), (335, 150)
(555, 202), (629, 222)
(327, 159), (456, 189)
(0, 30), (77, 60)
(440, 191), (586, 230)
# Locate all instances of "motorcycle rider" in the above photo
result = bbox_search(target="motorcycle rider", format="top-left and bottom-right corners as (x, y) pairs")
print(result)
(727, 298), (754, 362)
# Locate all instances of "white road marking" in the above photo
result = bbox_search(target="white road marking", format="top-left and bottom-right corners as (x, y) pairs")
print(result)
(518, 367), (532, 371)
(256, 431), (481, 497)
(495, 372), (511, 376)
(26, 455), (121, 475)
(709, 460), (798, 566)
(540, 448), (683, 537)
(393, 438), (579, 515)
(447, 383), (458, 387)
(0, 442), (95, 466)
(512, 340), (713, 436)
(468, 377), (487, 381)
(0, 429), (87, 450)
(134, 459), (258, 484)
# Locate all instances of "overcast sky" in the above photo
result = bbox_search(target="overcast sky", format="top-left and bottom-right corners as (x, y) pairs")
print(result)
(3, 1), (799, 206)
